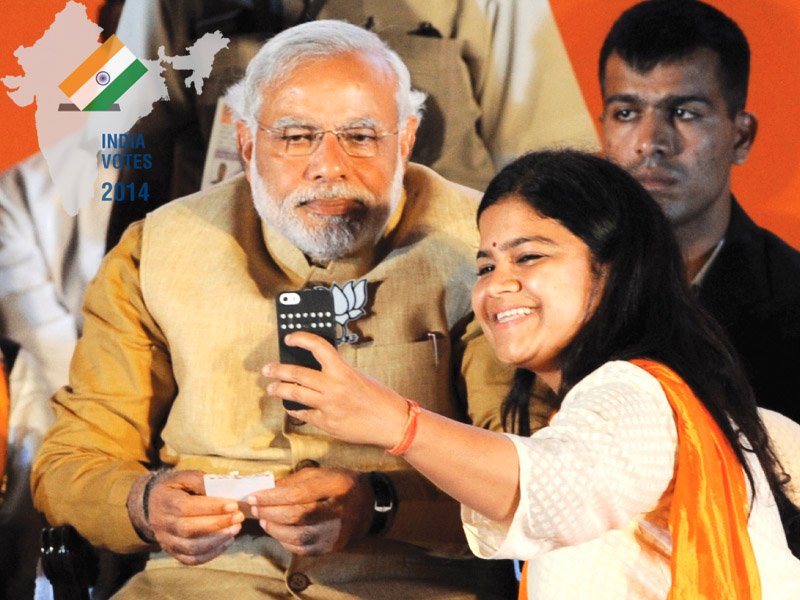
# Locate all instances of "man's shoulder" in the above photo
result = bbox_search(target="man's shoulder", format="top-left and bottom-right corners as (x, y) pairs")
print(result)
(0, 152), (52, 202)
(706, 202), (800, 326)
(730, 202), (800, 285)
(135, 174), (257, 266)
(405, 162), (482, 205)
(145, 173), (252, 227)
(0, 152), (45, 181)
(755, 225), (800, 274)
(402, 163), (482, 242)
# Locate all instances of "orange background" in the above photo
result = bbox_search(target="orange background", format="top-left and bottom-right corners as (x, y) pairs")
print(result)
(552, 0), (800, 249)
(1, 0), (798, 248)
(0, 0), (103, 167)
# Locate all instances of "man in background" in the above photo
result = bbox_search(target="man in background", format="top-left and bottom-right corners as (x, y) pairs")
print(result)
(599, 0), (800, 423)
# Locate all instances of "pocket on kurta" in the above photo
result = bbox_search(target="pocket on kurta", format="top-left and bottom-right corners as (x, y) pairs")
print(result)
(350, 337), (458, 419)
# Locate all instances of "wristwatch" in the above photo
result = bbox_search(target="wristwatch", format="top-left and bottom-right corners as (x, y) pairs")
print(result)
(366, 471), (397, 536)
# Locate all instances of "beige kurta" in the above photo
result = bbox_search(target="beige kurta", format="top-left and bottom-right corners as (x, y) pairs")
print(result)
(32, 164), (517, 598)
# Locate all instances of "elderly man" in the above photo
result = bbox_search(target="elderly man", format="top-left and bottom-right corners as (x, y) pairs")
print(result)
(599, 0), (800, 424)
(32, 20), (515, 599)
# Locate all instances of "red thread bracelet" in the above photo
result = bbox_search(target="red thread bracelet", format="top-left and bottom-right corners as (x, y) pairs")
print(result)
(387, 399), (422, 456)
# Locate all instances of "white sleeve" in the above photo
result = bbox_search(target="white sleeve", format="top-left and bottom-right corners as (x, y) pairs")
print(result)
(463, 361), (677, 559)
(758, 407), (800, 506)
(465, 0), (599, 168)
(0, 158), (79, 392)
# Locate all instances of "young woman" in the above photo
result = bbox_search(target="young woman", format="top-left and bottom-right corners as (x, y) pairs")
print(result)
(262, 151), (800, 598)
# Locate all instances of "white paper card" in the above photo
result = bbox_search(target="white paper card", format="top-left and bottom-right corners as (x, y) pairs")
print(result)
(203, 471), (276, 500)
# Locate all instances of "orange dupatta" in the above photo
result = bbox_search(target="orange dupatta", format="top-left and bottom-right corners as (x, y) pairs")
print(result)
(518, 359), (761, 599)
(632, 359), (760, 599)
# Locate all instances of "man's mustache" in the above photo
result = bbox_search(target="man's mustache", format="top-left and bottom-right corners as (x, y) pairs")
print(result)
(288, 184), (373, 207)
(626, 156), (684, 180)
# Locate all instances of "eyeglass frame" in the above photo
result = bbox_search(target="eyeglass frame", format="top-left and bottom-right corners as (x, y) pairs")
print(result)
(257, 121), (400, 158)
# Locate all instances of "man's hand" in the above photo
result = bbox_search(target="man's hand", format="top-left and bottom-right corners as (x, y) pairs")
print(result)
(247, 466), (373, 556)
(127, 470), (245, 565)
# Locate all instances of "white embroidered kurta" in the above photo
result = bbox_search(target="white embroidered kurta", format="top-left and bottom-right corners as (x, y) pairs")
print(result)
(462, 361), (800, 599)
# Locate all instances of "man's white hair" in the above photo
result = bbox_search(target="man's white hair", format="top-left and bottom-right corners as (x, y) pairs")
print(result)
(227, 20), (426, 130)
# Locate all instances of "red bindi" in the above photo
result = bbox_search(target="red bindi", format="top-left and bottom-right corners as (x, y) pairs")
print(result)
(492, 242), (497, 247)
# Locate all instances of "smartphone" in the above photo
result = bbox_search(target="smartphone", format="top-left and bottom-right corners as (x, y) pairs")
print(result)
(276, 288), (337, 410)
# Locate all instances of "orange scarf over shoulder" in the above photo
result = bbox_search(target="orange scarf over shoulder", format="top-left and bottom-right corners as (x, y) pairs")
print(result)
(519, 359), (761, 599)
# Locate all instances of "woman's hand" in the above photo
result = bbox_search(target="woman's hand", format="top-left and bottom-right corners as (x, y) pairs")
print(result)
(265, 332), (521, 523)
(263, 331), (410, 449)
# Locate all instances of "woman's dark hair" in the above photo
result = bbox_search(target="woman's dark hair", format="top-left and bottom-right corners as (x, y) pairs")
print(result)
(478, 149), (798, 554)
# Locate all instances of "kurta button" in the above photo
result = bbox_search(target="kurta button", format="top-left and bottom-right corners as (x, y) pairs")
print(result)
(288, 572), (310, 592)
(294, 459), (320, 471)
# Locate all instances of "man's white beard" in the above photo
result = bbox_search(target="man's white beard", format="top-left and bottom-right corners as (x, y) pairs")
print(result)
(250, 151), (404, 263)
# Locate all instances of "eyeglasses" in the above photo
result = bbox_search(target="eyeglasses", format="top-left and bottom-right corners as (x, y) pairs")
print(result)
(258, 124), (399, 157)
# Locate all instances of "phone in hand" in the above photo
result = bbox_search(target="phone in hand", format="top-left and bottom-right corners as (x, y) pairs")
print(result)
(276, 288), (337, 410)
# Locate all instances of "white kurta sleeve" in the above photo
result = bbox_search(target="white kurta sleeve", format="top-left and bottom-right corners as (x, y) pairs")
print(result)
(0, 158), (78, 392)
(463, 361), (678, 559)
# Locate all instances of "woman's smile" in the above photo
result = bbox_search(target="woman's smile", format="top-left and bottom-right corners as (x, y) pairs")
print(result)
(472, 195), (606, 390)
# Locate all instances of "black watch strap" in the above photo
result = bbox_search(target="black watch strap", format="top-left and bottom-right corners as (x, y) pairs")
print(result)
(366, 471), (396, 536)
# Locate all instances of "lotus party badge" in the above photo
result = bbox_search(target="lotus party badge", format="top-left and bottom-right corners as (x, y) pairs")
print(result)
(328, 279), (368, 345)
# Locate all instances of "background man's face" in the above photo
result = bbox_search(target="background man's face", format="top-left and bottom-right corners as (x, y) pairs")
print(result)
(600, 49), (751, 230)
(240, 51), (417, 261)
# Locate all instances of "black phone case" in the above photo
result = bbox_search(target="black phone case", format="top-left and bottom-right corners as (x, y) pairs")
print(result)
(276, 288), (337, 410)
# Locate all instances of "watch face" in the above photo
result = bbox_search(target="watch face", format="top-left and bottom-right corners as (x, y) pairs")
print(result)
(367, 472), (396, 535)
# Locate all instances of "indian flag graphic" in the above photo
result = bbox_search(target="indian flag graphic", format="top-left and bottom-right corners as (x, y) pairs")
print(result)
(59, 35), (147, 111)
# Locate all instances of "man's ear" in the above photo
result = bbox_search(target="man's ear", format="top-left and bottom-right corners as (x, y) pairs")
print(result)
(733, 111), (757, 165)
(237, 121), (254, 181)
(399, 116), (418, 165)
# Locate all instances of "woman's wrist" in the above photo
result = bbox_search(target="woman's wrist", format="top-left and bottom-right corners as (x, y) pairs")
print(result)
(387, 398), (422, 456)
